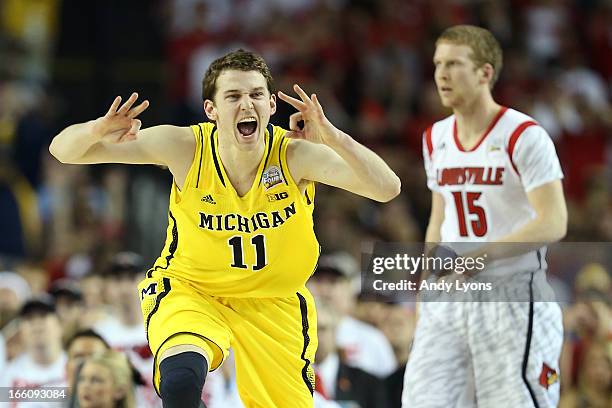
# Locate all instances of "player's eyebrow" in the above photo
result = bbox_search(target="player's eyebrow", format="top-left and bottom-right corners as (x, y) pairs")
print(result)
(223, 87), (266, 94)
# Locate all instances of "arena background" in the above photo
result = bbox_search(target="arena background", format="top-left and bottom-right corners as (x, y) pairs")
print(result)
(0, 1), (610, 407)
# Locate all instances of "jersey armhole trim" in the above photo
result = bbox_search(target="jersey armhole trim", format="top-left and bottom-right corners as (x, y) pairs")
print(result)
(424, 126), (434, 159)
(210, 126), (226, 187)
(258, 124), (275, 186)
(195, 124), (205, 188)
(279, 135), (290, 186)
(507, 121), (538, 176)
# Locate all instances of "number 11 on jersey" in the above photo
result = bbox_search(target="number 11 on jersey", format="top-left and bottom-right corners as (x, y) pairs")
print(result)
(228, 235), (267, 270)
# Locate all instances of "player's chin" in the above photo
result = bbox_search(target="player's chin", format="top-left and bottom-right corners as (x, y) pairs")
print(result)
(438, 95), (454, 108)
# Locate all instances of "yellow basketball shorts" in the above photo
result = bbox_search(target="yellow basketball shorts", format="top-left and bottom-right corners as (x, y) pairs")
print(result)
(138, 271), (318, 408)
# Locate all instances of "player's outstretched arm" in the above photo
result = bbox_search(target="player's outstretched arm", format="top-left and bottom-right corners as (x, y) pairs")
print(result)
(278, 84), (401, 202)
(49, 93), (192, 170)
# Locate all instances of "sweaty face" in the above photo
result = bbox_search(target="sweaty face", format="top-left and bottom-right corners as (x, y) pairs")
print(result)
(433, 42), (485, 109)
(206, 70), (276, 149)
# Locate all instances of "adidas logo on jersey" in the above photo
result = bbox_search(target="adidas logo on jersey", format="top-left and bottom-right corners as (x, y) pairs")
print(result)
(201, 194), (216, 204)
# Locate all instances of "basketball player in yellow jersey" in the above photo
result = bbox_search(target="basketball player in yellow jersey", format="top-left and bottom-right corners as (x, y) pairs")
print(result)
(49, 49), (401, 408)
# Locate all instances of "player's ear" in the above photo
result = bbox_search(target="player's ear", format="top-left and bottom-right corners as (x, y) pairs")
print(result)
(204, 99), (217, 121)
(269, 92), (277, 115)
(480, 63), (494, 86)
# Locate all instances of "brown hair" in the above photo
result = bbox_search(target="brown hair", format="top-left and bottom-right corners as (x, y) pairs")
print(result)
(436, 25), (503, 88)
(202, 49), (274, 101)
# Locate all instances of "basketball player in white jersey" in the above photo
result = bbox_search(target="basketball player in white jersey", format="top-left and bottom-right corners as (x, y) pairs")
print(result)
(402, 26), (567, 407)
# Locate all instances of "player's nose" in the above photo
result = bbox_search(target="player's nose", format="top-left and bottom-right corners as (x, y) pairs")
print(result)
(240, 96), (254, 110)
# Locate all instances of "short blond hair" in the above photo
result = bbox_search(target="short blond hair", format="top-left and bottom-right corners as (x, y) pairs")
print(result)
(80, 351), (135, 408)
(436, 25), (503, 88)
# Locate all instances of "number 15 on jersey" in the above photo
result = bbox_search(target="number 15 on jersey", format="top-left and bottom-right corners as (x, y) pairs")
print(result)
(452, 191), (488, 237)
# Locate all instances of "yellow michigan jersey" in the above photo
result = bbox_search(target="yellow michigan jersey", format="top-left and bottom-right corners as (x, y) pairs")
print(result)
(147, 122), (320, 297)
(139, 122), (319, 406)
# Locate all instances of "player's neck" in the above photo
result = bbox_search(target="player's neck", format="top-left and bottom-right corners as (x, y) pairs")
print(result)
(218, 130), (264, 168)
(453, 93), (501, 148)
(217, 131), (266, 195)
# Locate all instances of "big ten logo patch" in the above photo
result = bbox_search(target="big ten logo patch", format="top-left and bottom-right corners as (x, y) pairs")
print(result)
(267, 191), (289, 202)
(262, 166), (284, 189)
(140, 282), (158, 300)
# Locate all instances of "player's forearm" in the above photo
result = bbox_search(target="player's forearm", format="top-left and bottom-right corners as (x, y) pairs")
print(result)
(424, 223), (441, 243)
(49, 120), (100, 163)
(468, 215), (567, 261)
(327, 130), (401, 202)
(498, 215), (567, 243)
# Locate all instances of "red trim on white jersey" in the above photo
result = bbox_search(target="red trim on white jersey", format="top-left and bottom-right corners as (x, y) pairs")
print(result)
(453, 106), (509, 152)
(507, 121), (538, 175)
(424, 126), (434, 159)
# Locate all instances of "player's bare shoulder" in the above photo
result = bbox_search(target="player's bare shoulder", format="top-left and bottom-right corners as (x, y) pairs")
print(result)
(141, 125), (197, 187)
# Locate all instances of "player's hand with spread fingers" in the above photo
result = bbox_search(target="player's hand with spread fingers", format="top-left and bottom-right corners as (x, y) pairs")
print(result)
(278, 84), (340, 145)
(92, 92), (150, 143)
(279, 84), (400, 202)
(49, 91), (157, 164)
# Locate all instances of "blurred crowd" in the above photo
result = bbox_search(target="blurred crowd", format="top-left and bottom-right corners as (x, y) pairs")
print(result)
(0, 0), (610, 407)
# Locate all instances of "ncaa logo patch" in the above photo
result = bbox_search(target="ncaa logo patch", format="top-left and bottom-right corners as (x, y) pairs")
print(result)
(262, 165), (284, 189)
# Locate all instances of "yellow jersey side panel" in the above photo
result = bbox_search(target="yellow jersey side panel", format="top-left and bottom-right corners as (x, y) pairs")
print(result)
(150, 123), (320, 297)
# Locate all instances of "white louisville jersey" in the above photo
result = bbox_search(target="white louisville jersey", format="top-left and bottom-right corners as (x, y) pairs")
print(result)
(423, 107), (563, 273)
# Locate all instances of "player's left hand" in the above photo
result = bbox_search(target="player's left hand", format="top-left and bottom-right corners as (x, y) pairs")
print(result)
(278, 84), (340, 145)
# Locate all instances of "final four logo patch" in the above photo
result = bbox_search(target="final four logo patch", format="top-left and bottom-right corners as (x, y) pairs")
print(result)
(262, 165), (284, 189)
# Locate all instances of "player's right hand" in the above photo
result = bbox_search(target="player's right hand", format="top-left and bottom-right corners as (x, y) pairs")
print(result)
(91, 92), (149, 143)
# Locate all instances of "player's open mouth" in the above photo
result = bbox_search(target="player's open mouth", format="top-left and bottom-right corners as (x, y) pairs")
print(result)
(237, 117), (258, 137)
(440, 87), (452, 92)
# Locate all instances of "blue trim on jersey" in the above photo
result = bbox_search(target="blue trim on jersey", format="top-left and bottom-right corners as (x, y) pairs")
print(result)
(258, 124), (275, 186)
(210, 126), (226, 187)
(146, 211), (179, 278)
(196, 125), (205, 188)
(278, 136), (289, 185)
(297, 292), (314, 395)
